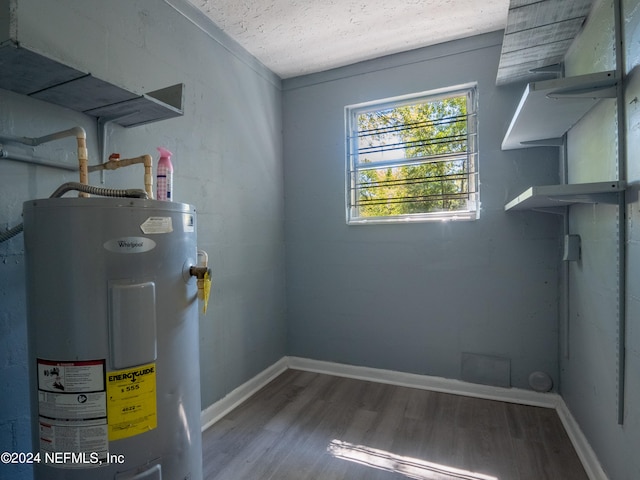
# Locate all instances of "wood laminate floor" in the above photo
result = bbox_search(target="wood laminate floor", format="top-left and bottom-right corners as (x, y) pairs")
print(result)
(202, 369), (588, 480)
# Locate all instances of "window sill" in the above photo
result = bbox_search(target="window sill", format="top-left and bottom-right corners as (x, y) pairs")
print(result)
(347, 211), (479, 225)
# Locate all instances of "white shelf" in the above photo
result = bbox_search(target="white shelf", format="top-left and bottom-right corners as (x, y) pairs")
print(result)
(505, 181), (625, 211)
(502, 71), (617, 150)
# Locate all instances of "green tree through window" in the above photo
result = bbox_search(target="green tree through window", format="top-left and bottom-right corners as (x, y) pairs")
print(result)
(347, 85), (478, 223)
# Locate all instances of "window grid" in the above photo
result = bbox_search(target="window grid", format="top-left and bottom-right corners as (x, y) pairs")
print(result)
(346, 85), (478, 224)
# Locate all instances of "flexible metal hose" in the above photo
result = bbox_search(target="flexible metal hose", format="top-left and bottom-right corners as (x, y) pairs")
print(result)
(0, 223), (24, 243)
(0, 183), (149, 244)
(49, 182), (148, 199)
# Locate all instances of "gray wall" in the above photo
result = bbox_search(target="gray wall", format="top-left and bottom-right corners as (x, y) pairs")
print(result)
(0, 2), (286, 479)
(561, 0), (640, 478)
(282, 32), (562, 390)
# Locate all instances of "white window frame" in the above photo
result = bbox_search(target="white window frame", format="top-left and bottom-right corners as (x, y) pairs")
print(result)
(345, 83), (479, 224)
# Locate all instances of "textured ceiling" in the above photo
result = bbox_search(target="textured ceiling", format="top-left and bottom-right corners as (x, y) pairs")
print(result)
(189, 0), (511, 79)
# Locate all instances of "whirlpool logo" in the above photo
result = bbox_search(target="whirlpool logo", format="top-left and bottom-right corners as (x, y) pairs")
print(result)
(118, 239), (143, 249)
(103, 236), (156, 254)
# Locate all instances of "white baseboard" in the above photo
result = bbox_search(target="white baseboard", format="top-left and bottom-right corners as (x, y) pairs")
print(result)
(200, 357), (288, 432)
(200, 356), (608, 480)
(555, 398), (609, 480)
(287, 356), (608, 480)
(287, 356), (559, 408)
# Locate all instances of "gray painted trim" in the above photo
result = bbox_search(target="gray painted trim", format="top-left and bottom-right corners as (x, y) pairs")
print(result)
(163, 0), (282, 89)
(282, 30), (506, 91)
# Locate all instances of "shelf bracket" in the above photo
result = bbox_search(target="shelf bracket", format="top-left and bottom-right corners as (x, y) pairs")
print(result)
(97, 116), (120, 184)
(547, 85), (618, 99)
(519, 138), (564, 147)
(572, 192), (621, 205)
(530, 206), (568, 216)
(528, 63), (562, 75)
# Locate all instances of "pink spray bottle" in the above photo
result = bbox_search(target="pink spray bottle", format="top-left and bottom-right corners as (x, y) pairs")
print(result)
(156, 147), (174, 201)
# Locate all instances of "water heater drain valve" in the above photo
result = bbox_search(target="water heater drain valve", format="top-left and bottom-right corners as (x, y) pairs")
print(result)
(190, 250), (211, 314)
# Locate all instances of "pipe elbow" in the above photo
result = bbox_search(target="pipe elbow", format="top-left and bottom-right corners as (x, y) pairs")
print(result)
(71, 126), (86, 139)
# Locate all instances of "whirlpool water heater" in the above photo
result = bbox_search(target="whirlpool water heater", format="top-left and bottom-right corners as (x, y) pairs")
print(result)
(23, 197), (204, 480)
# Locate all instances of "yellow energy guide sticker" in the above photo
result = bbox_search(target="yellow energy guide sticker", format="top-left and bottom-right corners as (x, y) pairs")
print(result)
(106, 363), (157, 441)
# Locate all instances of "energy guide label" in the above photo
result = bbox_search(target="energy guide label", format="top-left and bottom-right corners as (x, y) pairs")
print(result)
(107, 363), (157, 441)
(36, 359), (108, 465)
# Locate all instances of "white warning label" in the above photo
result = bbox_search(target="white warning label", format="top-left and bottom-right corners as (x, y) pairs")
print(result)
(140, 216), (173, 234)
(38, 359), (105, 393)
(39, 419), (109, 462)
(37, 359), (108, 466)
(183, 213), (195, 233)
(38, 391), (106, 420)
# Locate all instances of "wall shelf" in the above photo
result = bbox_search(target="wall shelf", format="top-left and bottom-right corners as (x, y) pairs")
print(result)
(505, 181), (625, 212)
(0, 42), (183, 127)
(502, 71), (617, 150)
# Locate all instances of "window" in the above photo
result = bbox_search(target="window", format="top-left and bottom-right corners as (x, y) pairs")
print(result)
(346, 84), (478, 224)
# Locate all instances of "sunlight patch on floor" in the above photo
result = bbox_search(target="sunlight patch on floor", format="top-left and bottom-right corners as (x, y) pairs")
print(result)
(328, 439), (499, 480)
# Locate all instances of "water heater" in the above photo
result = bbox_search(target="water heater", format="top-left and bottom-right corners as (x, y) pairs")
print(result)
(23, 197), (203, 480)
